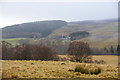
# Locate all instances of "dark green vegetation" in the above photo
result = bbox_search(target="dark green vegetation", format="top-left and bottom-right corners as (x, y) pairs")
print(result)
(2, 20), (67, 38)
(69, 31), (90, 40)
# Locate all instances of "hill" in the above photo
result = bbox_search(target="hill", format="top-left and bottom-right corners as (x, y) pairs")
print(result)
(49, 19), (117, 38)
(48, 19), (118, 49)
(2, 20), (67, 38)
(2, 19), (118, 49)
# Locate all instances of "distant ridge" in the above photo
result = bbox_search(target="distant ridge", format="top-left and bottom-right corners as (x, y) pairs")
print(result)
(2, 20), (67, 38)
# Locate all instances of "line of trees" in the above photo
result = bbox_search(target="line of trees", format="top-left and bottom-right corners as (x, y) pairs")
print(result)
(18, 39), (69, 55)
(18, 39), (119, 55)
(103, 45), (119, 55)
(92, 46), (119, 55)
(2, 41), (58, 60)
(2, 40), (92, 62)
(1, 40), (119, 61)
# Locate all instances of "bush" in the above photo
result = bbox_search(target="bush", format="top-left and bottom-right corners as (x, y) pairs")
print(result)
(94, 60), (106, 64)
(83, 56), (93, 63)
(67, 41), (91, 62)
(74, 64), (101, 75)
(61, 62), (66, 65)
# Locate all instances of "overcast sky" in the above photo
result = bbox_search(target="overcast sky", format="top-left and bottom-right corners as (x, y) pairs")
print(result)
(0, 1), (118, 28)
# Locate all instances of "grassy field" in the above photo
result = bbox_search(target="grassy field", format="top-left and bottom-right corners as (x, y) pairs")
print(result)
(2, 38), (27, 46)
(92, 55), (118, 66)
(1, 55), (118, 78)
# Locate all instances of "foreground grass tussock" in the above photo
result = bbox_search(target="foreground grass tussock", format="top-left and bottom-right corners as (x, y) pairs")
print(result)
(75, 64), (101, 74)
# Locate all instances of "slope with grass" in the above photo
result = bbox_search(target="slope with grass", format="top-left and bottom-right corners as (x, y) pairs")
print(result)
(49, 19), (118, 49)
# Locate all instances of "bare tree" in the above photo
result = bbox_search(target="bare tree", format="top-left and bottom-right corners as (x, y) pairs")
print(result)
(67, 41), (91, 62)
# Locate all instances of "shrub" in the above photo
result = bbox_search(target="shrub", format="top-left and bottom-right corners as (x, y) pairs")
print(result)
(61, 62), (66, 65)
(94, 60), (106, 64)
(74, 64), (101, 75)
(11, 75), (19, 79)
(83, 56), (93, 63)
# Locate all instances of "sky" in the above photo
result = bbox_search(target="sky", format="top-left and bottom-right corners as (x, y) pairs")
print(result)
(0, 1), (118, 28)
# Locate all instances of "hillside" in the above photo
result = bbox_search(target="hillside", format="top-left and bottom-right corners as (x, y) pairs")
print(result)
(48, 19), (118, 48)
(2, 19), (118, 49)
(49, 19), (117, 38)
(2, 20), (67, 38)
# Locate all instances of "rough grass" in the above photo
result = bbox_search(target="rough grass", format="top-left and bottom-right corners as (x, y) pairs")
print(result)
(59, 55), (118, 66)
(92, 55), (118, 66)
(79, 37), (118, 49)
(2, 59), (118, 78)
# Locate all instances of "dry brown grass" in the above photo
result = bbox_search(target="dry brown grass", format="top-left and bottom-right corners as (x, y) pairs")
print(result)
(92, 55), (118, 66)
(59, 55), (118, 66)
(2, 55), (118, 79)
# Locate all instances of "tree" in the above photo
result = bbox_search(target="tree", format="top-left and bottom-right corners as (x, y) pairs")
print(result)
(1, 41), (13, 60)
(110, 46), (114, 55)
(104, 47), (108, 54)
(1, 40), (58, 60)
(13, 44), (58, 60)
(67, 41), (91, 62)
(69, 31), (90, 40)
(31, 45), (58, 60)
(12, 44), (33, 60)
(117, 44), (120, 55)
